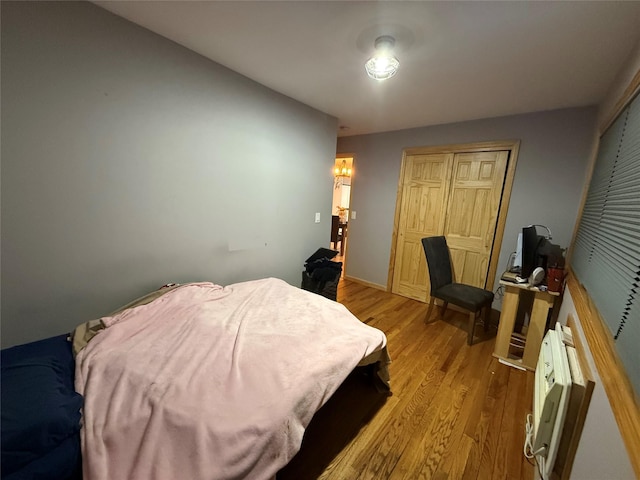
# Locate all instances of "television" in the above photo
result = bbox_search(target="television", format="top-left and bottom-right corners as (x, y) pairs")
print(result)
(532, 324), (572, 480)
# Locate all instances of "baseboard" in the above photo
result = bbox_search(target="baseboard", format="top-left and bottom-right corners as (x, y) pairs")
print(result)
(343, 275), (387, 292)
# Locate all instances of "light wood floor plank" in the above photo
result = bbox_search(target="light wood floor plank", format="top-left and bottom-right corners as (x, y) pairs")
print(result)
(355, 369), (446, 480)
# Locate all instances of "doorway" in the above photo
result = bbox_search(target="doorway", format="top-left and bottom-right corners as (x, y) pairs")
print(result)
(388, 141), (519, 302)
(332, 154), (354, 271)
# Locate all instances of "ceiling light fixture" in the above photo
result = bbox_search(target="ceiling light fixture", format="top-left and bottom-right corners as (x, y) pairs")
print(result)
(365, 35), (400, 81)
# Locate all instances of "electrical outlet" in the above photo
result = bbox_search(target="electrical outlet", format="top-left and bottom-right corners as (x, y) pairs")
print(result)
(351, 210), (356, 219)
(315, 212), (321, 223)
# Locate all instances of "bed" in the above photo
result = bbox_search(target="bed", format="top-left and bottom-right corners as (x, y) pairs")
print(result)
(1, 277), (390, 480)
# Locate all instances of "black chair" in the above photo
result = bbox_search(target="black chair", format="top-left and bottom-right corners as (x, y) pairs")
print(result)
(421, 236), (494, 345)
(331, 215), (343, 250)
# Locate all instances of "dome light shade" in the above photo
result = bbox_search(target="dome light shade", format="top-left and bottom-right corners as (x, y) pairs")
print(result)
(365, 56), (400, 80)
(365, 35), (399, 80)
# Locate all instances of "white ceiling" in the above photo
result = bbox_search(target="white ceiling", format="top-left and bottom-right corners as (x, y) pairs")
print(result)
(94, 1), (640, 137)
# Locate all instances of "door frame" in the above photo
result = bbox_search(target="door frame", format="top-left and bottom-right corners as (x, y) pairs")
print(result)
(334, 153), (355, 275)
(386, 140), (520, 296)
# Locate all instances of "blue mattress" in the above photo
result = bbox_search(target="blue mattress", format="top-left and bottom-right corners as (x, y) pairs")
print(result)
(1, 335), (83, 480)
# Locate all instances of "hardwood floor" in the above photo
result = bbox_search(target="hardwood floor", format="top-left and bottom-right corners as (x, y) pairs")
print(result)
(279, 279), (535, 480)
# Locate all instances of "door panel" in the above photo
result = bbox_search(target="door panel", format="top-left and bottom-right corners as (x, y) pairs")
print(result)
(392, 153), (453, 301)
(449, 248), (486, 286)
(397, 238), (427, 288)
(445, 151), (509, 288)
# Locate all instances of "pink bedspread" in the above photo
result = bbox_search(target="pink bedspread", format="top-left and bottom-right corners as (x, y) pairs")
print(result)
(75, 278), (387, 480)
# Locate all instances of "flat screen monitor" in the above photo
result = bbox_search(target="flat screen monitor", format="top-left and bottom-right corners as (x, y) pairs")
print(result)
(521, 225), (543, 279)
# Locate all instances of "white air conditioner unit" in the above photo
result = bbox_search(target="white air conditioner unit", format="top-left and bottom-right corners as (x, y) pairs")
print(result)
(529, 323), (572, 480)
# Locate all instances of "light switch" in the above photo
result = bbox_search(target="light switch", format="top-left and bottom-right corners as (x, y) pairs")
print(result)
(315, 212), (321, 223)
(351, 211), (356, 219)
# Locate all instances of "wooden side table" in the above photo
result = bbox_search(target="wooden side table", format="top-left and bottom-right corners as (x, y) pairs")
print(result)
(493, 280), (560, 371)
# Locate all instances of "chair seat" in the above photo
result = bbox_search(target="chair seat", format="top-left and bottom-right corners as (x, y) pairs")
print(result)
(433, 283), (494, 312)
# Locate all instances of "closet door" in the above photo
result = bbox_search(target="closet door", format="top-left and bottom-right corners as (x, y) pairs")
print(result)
(390, 144), (514, 302)
(391, 153), (453, 301)
(444, 151), (509, 288)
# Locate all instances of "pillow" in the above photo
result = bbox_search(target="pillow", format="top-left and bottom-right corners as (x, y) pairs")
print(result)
(1, 356), (83, 477)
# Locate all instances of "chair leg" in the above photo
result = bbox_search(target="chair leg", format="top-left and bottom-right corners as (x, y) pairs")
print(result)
(467, 311), (476, 345)
(483, 304), (491, 331)
(425, 296), (436, 323)
(439, 301), (448, 319)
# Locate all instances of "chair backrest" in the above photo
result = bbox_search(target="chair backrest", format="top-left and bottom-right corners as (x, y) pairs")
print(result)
(331, 215), (341, 242)
(421, 236), (453, 291)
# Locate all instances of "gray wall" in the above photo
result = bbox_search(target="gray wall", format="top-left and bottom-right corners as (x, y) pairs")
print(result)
(557, 290), (635, 480)
(337, 107), (597, 307)
(1, 2), (338, 347)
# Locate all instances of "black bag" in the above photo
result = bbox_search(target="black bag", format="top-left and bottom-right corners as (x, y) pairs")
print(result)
(301, 249), (342, 301)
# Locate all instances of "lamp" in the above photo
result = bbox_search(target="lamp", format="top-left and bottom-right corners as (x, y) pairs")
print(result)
(334, 159), (352, 178)
(365, 35), (400, 81)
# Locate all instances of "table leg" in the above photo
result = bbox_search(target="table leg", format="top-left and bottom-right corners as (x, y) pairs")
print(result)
(522, 293), (555, 369)
(494, 286), (519, 359)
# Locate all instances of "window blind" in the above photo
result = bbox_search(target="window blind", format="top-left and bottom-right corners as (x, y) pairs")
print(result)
(572, 92), (640, 393)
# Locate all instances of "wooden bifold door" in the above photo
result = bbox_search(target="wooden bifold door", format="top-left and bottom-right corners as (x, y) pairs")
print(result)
(389, 141), (518, 302)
